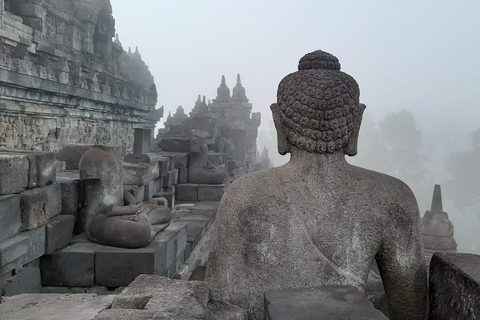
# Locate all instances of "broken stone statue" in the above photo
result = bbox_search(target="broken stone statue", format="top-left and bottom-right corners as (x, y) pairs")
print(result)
(206, 50), (428, 319)
(79, 145), (171, 248)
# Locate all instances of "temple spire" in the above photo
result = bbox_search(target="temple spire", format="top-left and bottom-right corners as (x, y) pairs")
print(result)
(232, 73), (248, 102)
(431, 184), (443, 212)
(214, 75), (230, 103)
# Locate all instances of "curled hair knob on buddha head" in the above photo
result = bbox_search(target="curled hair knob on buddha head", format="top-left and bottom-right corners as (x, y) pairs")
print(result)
(272, 50), (365, 156)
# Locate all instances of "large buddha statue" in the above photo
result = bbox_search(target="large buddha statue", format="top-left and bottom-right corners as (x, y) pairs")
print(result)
(79, 145), (171, 248)
(206, 50), (428, 319)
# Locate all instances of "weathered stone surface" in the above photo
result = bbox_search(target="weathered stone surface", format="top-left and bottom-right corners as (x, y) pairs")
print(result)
(0, 234), (29, 266)
(0, 293), (115, 320)
(152, 221), (187, 274)
(206, 50), (428, 320)
(94, 309), (159, 320)
(265, 286), (387, 320)
(0, 195), (21, 242)
(107, 275), (211, 318)
(429, 252), (480, 320)
(179, 167), (188, 184)
(0, 149), (56, 188)
(1, 266), (41, 296)
(176, 183), (198, 201)
(59, 179), (79, 215)
(122, 161), (159, 185)
(159, 136), (202, 153)
(197, 184), (224, 201)
(45, 215), (75, 255)
(44, 183), (63, 219)
(94, 241), (167, 287)
(0, 154), (29, 194)
(40, 242), (95, 287)
(19, 226), (46, 265)
(19, 183), (62, 229)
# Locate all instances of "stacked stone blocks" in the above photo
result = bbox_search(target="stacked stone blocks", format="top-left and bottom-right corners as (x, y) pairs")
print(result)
(0, 149), (73, 296)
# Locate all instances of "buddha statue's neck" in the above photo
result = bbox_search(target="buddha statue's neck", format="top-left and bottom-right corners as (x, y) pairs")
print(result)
(288, 149), (349, 173)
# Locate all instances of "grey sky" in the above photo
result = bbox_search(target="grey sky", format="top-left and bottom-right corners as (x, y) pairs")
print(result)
(111, 0), (480, 144)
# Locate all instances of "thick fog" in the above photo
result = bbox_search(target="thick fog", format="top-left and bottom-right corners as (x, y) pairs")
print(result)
(111, 1), (480, 254)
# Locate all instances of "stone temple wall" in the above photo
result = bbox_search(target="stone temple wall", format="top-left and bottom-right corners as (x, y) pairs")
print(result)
(0, 0), (161, 156)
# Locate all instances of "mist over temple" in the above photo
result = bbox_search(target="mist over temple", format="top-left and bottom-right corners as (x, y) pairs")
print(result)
(0, 1), (479, 319)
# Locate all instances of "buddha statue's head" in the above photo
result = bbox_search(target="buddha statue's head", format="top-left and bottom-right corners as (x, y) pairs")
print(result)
(272, 50), (365, 156)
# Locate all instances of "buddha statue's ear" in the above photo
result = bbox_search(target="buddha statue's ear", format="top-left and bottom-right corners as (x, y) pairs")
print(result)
(345, 103), (366, 156)
(271, 103), (291, 155)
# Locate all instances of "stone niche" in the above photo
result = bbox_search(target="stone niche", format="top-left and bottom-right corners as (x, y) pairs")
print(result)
(0, 0), (161, 157)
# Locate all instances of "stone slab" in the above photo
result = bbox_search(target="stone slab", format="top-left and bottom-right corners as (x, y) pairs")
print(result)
(1, 266), (41, 296)
(95, 242), (167, 287)
(0, 149), (56, 188)
(197, 184), (224, 201)
(19, 183), (62, 230)
(107, 275), (210, 318)
(185, 220), (208, 250)
(45, 214), (75, 254)
(179, 167), (188, 184)
(0, 154), (29, 194)
(40, 242), (95, 287)
(20, 226), (46, 265)
(264, 286), (388, 320)
(0, 234), (29, 266)
(59, 179), (79, 215)
(122, 161), (159, 185)
(0, 194), (21, 241)
(0, 293), (115, 320)
(176, 183), (198, 201)
(429, 252), (480, 320)
(158, 136), (202, 153)
(152, 221), (187, 275)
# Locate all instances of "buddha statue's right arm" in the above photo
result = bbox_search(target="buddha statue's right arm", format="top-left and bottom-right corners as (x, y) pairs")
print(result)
(376, 185), (429, 320)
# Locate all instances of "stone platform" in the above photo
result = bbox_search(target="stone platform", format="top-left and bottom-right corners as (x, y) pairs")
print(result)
(39, 201), (218, 288)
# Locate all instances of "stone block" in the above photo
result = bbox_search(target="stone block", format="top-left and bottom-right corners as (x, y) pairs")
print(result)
(265, 286), (388, 320)
(158, 136), (202, 153)
(429, 252), (480, 319)
(179, 167), (188, 184)
(162, 170), (175, 189)
(124, 184), (145, 201)
(95, 240), (167, 287)
(0, 154), (29, 194)
(45, 215), (75, 255)
(0, 149), (56, 188)
(152, 221), (187, 275)
(1, 266), (41, 296)
(207, 152), (225, 165)
(123, 152), (170, 166)
(40, 242), (95, 287)
(0, 293), (115, 320)
(197, 184), (224, 201)
(57, 144), (120, 170)
(176, 183), (198, 201)
(19, 226), (45, 265)
(154, 187), (175, 208)
(185, 220), (208, 250)
(0, 195), (21, 242)
(172, 169), (179, 186)
(44, 183), (62, 219)
(19, 183), (62, 230)
(144, 179), (160, 201)
(122, 162), (159, 185)
(108, 275), (210, 318)
(0, 234), (29, 266)
(59, 179), (79, 215)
